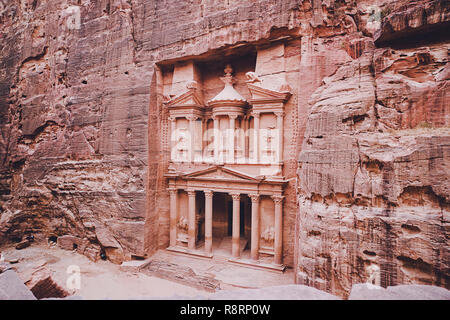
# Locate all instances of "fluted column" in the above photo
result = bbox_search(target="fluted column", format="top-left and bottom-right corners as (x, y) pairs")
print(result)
(271, 195), (284, 265)
(187, 190), (196, 250)
(201, 118), (206, 161)
(204, 190), (213, 255)
(243, 116), (249, 162)
(228, 115), (237, 163)
(230, 193), (240, 258)
(253, 112), (260, 163)
(249, 194), (260, 261)
(213, 116), (219, 163)
(275, 112), (284, 164)
(168, 188), (178, 247)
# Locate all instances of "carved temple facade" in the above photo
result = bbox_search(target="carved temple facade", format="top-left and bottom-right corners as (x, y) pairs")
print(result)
(160, 42), (296, 270)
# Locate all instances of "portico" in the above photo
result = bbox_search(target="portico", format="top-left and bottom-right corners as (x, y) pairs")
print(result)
(165, 166), (286, 269)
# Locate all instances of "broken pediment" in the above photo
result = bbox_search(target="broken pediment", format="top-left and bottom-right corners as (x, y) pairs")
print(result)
(247, 83), (292, 104)
(165, 86), (204, 109)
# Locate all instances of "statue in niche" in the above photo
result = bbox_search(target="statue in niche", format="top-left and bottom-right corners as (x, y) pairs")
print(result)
(261, 226), (275, 248)
(262, 126), (275, 158)
(176, 128), (189, 160)
(177, 216), (188, 232)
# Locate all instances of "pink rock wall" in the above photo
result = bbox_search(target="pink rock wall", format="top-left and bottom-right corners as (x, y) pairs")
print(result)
(0, 0), (448, 297)
(296, 0), (449, 297)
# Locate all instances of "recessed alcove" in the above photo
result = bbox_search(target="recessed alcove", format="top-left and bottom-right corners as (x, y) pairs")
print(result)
(159, 39), (294, 270)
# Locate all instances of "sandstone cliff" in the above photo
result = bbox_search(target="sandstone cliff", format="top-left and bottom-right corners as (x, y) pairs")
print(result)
(297, 0), (449, 296)
(0, 0), (448, 298)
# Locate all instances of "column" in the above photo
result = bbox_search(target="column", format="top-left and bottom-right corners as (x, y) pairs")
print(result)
(230, 193), (240, 258)
(187, 116), (197, 163)
(204, 190), (213, 255)
(201, 118), (206, 161)
(239, 117), (245, 163)
(168, 188), (178, 247)
(249, 194), (260, 261)
(243, 116), (249, 162)
(253, 112), (260, 163)
(275, 112), (284, 164)
(168, 116), (176, 161)
(228, 115), (237, 163)
(271, 195), (284, 265)
(187, 190), (196, 250)
(213, 116), (219, 163)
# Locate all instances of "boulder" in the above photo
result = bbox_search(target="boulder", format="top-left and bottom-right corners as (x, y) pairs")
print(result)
(95, 224), (124, 264)
(15, 239), (31, 250)
(209, 284), (340, 300)
(25, 266), (69, 299)
(57, 235), (88, 252)
(349, 283), (450, 300)
(0, 270), (36, 300)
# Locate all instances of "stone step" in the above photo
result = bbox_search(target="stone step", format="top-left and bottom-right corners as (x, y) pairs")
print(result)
(214, 236), (248, 257)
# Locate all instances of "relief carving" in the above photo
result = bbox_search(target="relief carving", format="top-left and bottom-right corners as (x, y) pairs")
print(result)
(261, 226), (275, 243)
(177, 216), (188, 232)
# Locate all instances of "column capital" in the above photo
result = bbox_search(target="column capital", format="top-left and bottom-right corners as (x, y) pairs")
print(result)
(249, 194), (260, 203)
(204, 190), (213, 199)
(187, 190), (196, 197)
(168, 116), (176, 122)
(229, 114), (238, 120)
(230, 193), (240, 201)
(167, 188), (178, 195)
(271, 195), (284, 204)
(274, 111), (285, 118)
(252, 112), (260, 119)
(186, 115), (199, 121)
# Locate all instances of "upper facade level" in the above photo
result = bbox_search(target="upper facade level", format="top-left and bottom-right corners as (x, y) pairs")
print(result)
(162, 42), (293, 177)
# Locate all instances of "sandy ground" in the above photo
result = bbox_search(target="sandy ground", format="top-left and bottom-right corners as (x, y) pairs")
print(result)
(0, 244), (210, 299)
(152, 250), (294, 290)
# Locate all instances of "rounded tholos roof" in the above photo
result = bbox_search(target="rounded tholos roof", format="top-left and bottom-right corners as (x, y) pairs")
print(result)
(207, 64), (247, 107)
(208, 83), (246, 104)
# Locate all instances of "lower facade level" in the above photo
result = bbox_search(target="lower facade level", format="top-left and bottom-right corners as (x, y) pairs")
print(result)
(165, 165), (287, 270)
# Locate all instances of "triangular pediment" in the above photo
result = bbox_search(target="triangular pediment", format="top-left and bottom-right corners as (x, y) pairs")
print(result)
(181, 166), (261, 182)
(247, 83), (291, 103)
(165, 89), (204, 108)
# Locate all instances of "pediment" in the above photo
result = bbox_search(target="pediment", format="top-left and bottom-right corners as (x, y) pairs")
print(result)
(247, 83), (291, 103)
(165, 89), (204, 108)
(181, 166), (261, 182)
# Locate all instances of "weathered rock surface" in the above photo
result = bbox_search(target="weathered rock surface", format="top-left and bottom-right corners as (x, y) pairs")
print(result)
(142, 259), (220, 292)
(349, 283), (450, 300)
(210, 284), (340, 300)
(0, 270), (36, 300)
(297, 0), (449, 298)
(25, 266), (69, 299)
(374, 0), (450, 46)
